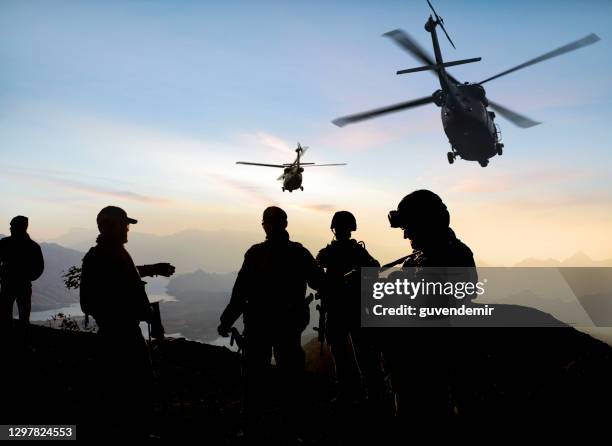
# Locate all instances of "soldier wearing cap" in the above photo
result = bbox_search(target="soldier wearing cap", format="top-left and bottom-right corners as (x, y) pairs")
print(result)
(0, 216), (44, 331)
(385, 190), (476, 421)
(80, 206), (175, 438)
(316, 211), (382, 405)
(218, 206), (324, 438)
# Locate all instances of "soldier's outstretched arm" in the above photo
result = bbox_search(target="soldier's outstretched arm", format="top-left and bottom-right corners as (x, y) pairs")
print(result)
(137, 263), (176, 277)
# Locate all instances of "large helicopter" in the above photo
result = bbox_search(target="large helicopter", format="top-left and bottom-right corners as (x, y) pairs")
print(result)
(236, 143), (346, 192)
(332, 0), (600, 167)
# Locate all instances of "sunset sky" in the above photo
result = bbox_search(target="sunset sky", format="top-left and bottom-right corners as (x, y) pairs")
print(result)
(1, 0), (611, 266)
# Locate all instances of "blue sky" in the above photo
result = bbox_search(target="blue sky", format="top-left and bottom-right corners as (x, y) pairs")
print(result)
(1, 0), (611, 265)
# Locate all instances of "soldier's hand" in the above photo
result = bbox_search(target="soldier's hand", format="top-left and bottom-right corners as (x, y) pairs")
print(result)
(217, 323), (232, 338)
(152, 263), (176, 277)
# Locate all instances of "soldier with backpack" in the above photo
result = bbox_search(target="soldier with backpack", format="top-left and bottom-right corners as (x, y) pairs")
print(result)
(316, 211), (383, 406)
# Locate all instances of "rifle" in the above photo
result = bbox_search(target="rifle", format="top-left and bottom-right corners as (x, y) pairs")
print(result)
(230, 327), (245, 354)
(313, 292), (326, 356)
(341, 255), (410, 284)
(148, 301), (165, 341)
(379, 255), (411, 273)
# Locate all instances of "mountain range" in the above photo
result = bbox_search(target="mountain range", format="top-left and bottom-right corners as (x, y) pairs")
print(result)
(3, 230), (612, 343)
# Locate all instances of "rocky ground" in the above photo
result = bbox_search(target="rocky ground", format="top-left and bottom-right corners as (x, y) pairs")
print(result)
(1, 323), (612, 442)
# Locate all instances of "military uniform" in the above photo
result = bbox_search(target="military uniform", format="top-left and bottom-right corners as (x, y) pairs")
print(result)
(219, 228), (324, 431)
(384, 227), (476, 420)
(0, 233), (44, 328)
(80, 234), (153, 438)
(316, 238), (382, 402)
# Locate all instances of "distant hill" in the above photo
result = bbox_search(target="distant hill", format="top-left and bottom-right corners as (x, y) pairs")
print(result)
(32, 242), (84, 311)
(514, 251), (612, 267)
(162, 269), (238, 342)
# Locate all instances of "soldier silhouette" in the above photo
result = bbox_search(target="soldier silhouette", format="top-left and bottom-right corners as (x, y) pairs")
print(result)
(80, 206), (175, 439)
(218, 206), (324, 439)
(316, 211), (383, 406)
(385, 190), (476, 421)
(0, 216), (44, 332)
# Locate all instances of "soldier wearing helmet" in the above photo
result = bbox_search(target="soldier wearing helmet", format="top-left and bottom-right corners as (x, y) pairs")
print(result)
(385, 190), (477, 421)
(316, 211), (382, 405)
(387, 189), (473, 267)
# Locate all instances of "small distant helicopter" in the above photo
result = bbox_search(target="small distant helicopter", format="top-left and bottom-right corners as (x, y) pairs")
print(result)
(236, 143), (346, 192)
(332, 0), (600, 167)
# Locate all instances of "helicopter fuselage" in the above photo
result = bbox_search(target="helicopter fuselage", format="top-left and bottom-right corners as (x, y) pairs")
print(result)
(435, 84), (501, 166)
(282, 167), (303, 192)
(427, 16), (502, 166)
(236, 145), (344, 191)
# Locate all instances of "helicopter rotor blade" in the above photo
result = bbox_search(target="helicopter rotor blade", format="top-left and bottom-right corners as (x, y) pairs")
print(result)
(383, 29), (461, 84)
(236, 162), (286, 168)
(383, 29), (435, 66)
(302, 163), (347, 167)
(489, 100), (541, 128)
(426, 0), (456, 49)
(479, 34), (600, 85)
(332, 96), (435, 127)
(437, 21), (456, 50)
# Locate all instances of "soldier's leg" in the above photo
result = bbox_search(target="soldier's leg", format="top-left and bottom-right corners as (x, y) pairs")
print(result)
(327, 324), (361, 401)
(15, 286), (32, 327)
(129, 328), (154, 438)
(350, 328), (386, 404)
(97, 326), (153, 440)
(0, 286), (16, 332)
(243, 332), (273, 432)
(389, 336), (452, 422)
(273, 331), (305, 433)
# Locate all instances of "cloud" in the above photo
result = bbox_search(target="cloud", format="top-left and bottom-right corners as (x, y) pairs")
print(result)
(448, 167), (591, 194)
(1, 167), (170, 204)
(206, 173), (278, 206)
(317, 114), (440, 153)
(48, 177), (171, 204)
(240, 132), (296, 156)
(296, 203), (337, 212)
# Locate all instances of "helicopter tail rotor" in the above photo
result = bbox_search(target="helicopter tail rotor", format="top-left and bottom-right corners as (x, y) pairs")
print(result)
(296, 143), (309, 156)
(427, 0), (456, 49)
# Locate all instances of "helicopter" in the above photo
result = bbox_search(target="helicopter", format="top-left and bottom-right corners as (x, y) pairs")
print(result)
(332, 0), (600, 167)
(236, 143), (346, 192)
